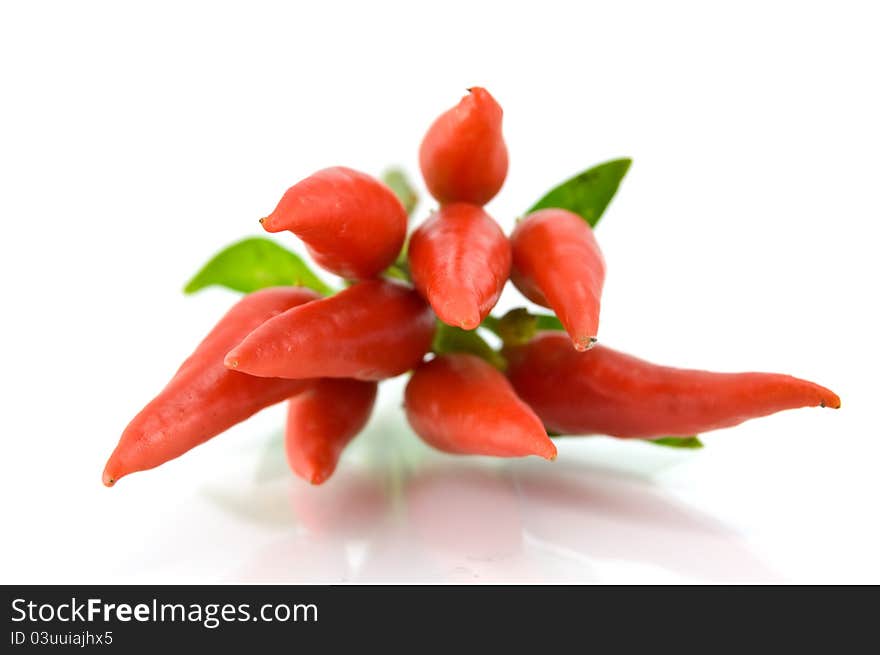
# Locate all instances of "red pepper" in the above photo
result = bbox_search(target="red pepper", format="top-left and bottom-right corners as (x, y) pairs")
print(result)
(102, 287), (320, 486)
(285, 378), (378, 485)
(260, 166), (407, 279)
(407, 203), (511, 330)
(404, 353), (556, 459)
(419, 87), (508, 205)
(225, 279), (435, 381)
(506, 331), (841, 438)
(510, 209), (606, 351)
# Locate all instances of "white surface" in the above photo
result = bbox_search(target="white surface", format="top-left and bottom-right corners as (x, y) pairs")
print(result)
(1, 1), (878, 584)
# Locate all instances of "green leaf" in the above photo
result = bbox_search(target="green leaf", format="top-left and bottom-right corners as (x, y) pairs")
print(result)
(382, 168), (419, 216)
(528, 158), (632, 227)
(647, 436), (704, 449)
(432, 322), (506, 370)
(184, 237), (333, 296)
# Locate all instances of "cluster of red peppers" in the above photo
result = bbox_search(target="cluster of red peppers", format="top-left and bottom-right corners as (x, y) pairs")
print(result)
(103, 87), (840, 488)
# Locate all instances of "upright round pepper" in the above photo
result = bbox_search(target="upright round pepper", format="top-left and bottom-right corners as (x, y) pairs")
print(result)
(407, 203), (511, 330)
(510, 209), (606, 351)
(260, 166), (407, 279)
(506, 332), (841, 438)
(225, 280), (435, 381)
(419, 87), (508, 205)
(404, 353), (556, 459)
(285, 378), (378, 485)
(102, 287), (319, 486)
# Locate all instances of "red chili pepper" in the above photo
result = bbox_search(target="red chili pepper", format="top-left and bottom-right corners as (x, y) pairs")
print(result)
(225, 280), (435, 381)
(506, 331), (841, 438)
(404, 353), (557, 459)
(285, 378), (378, 485)
(407, 203), (511, 330)
(510, 209), (606, 351)
(419, 87), (508, 205)
(102, 287), (320, 486)
(260, 166), (407, 279)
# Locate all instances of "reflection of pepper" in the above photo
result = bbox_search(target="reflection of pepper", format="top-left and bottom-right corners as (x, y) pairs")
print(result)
(408, 203), (511, 330)
(103, 287), (319, 486)
(405, 354), (556, 459)
(260, 167), (407, 279)
(506, 332), (841, 438)
(510, 209), (605, 351)
(419, 87), (508, 205)
(226, 280), (435, 381)
(285, 378), (377, 485)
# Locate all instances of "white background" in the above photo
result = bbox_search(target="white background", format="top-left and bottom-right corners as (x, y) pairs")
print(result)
(1, 1), (878, 583)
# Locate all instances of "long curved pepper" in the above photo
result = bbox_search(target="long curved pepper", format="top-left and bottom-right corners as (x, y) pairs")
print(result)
(225, 280), (435, 381)
(103, 287), (320, 486)
(506, 332), (841, 438)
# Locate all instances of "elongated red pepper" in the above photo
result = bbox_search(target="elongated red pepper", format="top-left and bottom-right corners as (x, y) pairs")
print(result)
(285, 378), (378, 485)
(404, 354), (556, 459)
(506, 332), (841, 438)
(102, 287), (320, 486)
(225, 280), (435, 381)
(419, 87), (508, 205)
(510, 209), (606, 351)
(260, 166), (407, 279)
(407, 203), (511, 330)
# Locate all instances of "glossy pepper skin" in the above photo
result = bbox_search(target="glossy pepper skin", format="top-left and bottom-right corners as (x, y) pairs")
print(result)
(408, 203), (511, 330)
(260, 166), (407, 279)
(419, 87), (508, 205)
(510, 209), (606, 351)
(506, 332), (841, 438)
(226, 280), (435, 381)
(404, 354), (557, 459)
(102, 287), (320, 487)
(285, 378), (378, 485)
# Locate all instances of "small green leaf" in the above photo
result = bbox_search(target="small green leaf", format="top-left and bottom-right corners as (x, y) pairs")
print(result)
(648, 436), (704, 449)
(528, 158), (632, 227)
(184, 237), (333, 296)
(432, 322), (506, 370)
(382, 168), (419, 216)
